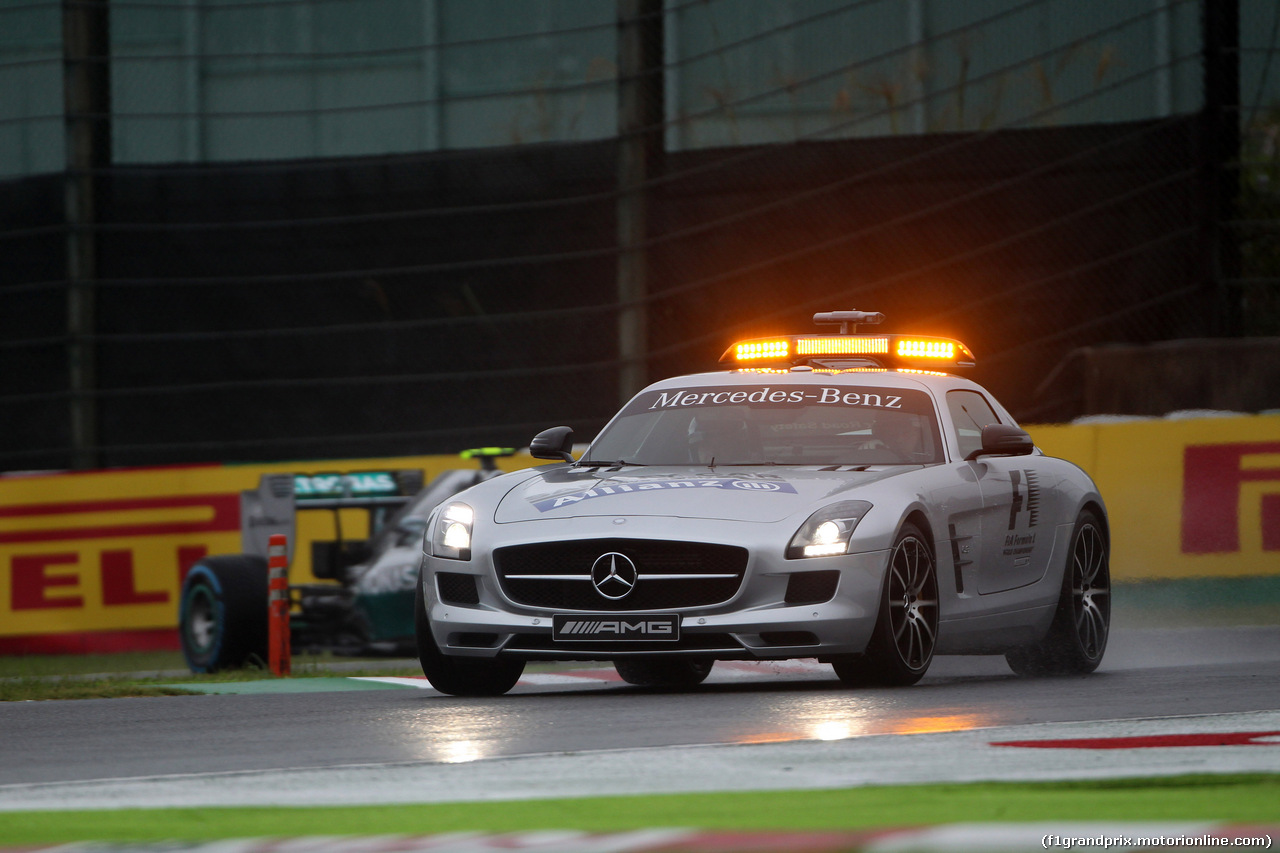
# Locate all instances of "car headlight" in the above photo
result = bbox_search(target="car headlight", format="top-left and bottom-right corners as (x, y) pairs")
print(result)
(432, 502), (474, 560)
(787, 501), (873, 558)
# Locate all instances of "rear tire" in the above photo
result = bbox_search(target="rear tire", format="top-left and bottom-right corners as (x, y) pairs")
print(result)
(414, 568), (523, 696)
(833, 521), (938, 687)
(179, 555), (269, 673)
(614, 658), (713, 688)
(1006, 509), (1110, 676)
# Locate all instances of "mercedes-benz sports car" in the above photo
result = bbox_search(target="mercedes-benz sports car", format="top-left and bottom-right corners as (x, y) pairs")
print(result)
(415, 311), (1110, 696)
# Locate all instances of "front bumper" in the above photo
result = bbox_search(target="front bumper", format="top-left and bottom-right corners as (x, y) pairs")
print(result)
(420, 515), (889, 662)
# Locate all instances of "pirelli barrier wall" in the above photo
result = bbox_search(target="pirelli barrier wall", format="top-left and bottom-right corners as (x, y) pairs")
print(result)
(0, 453), (540, 655)
(1, 414), (1278, 654)
(1030, 414), (1280, 580)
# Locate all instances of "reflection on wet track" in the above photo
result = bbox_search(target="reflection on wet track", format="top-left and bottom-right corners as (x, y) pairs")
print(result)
(0, 627), (1278, 791)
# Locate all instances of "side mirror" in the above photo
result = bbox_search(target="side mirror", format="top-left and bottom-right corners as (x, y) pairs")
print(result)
(530, 426), (575, 462)
(965, 423), (1035, 461)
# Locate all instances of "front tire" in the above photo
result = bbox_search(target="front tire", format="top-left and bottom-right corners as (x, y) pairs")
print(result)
(614, 658), (713, 688)
(1005, 509), (1110, 676)
(414, 568), (523, 696)
(179, 555), (269, 673)
(833, 522), (938, 687)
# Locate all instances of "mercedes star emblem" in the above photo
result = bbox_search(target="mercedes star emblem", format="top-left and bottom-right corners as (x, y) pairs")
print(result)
(590, 552), (638, 600)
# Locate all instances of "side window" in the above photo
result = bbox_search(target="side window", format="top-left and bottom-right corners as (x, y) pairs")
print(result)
(947, 390), (1001, 460)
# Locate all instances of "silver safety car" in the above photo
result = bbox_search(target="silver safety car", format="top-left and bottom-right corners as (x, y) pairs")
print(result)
(415, 311), (1110, 695)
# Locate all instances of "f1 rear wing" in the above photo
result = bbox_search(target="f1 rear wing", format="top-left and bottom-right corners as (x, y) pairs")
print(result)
(239, 469), (425, 561)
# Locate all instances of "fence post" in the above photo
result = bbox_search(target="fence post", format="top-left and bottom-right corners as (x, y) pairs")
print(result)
(62, 0), (111, 470)
(616, 0), (663, 406)
(267, 534), (291, 676)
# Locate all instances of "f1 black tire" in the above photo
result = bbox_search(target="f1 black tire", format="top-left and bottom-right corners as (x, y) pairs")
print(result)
(614, 658), (714, 688)
(414, 568), (524, 697)
(832, 521), (939, 687)
(1006, 508), (1110, 677)
(179, 555), (269, 673)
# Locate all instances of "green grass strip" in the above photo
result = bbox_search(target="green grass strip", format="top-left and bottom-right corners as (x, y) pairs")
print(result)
(149, 677), (410, 694)
(3, 774), (1277, 844)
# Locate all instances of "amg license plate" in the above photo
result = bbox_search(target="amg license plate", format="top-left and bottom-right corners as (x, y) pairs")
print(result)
(552, 613), (680, 642)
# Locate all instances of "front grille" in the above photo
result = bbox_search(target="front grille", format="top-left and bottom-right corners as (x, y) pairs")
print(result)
(493, 538), (748, 611)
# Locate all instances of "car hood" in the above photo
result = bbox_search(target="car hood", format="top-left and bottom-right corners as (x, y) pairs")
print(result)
(493, 465), (916, 524)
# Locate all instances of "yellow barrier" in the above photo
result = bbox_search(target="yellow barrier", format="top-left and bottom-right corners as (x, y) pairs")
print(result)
(1029, 414), (1280, 580)
(0, 453), (538, 652)
(1, 414), (1277, 652)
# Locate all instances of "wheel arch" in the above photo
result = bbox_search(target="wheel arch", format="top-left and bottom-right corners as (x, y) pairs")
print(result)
(902, 509), (940, 622)
(902, 507), (938, 558)
(869, 505), (939, 588)
(1079, 499), (1110, 548)
(869, 506), (941, 618)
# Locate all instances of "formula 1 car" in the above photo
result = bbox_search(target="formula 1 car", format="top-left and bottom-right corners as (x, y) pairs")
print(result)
(415, 311), (1111, 695)
(178, 449), (514, 672)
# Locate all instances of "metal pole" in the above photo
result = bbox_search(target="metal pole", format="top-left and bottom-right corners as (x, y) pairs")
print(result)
(423, 0), (443, 149)
(1153, 0), (1172, 118)
(908, 0), (927, 134)
(1203, 0), (1240, 337)
(616, 0), (663, 405)
(63, 0), (110, 469)
(183, 0), (204, 162)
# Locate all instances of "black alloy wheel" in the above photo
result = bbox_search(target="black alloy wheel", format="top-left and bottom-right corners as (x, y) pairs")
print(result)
(833, 521), (939, 687)
(1005, 508), (1110, 676)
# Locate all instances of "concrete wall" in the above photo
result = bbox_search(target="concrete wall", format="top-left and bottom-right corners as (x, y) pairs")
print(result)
(1028, 338), (1280, 420)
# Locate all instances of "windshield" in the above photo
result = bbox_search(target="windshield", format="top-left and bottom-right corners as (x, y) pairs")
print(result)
(585, 383), (944, 466)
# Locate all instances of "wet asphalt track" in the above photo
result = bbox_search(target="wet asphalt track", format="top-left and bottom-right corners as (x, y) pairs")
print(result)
(1, 625), (1278, 802)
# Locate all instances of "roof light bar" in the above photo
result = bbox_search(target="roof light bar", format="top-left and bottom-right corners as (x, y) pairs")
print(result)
(720, 312), (974, 371)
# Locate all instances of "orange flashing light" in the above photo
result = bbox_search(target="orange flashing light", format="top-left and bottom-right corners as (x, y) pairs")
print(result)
(896, 339), (955, 359)
(735, 339), (790, 361)
(796, 337), (889, 356)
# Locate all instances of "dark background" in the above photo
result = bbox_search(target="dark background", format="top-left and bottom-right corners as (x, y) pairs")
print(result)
(0, 116), (1236, 468)
(2, 0), (1276, 471)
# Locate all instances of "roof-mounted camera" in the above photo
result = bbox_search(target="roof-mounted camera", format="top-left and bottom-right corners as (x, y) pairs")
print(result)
(812, 310), (885, 335)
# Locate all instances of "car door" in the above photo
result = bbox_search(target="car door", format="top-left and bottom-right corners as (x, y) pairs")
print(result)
(973, 455), (1054, 593)
(946, 389), (1050, 594)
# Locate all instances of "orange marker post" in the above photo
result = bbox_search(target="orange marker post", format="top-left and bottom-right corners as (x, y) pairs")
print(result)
(267, 533), (291, 676)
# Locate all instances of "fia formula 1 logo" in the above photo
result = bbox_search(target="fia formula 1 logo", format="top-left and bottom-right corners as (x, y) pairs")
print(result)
(1008, 469), (1041, 531)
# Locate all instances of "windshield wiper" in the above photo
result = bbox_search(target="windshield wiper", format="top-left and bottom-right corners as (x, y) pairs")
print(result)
(576, 459), (646, 470)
